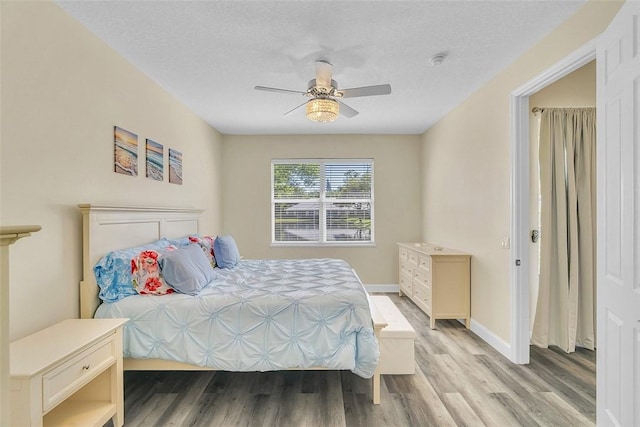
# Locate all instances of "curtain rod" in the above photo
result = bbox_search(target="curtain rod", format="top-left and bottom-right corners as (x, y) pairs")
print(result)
(532, 106), (595, 113)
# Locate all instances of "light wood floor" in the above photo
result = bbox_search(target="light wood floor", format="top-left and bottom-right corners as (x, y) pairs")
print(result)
(113, 294), (596, 426)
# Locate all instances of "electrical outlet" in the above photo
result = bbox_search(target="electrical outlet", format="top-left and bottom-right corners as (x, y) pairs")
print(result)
(501, 237), (510, 249)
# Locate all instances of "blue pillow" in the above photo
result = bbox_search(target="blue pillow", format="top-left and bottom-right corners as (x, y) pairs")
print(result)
(94, 238), (173, 302)
(159, 244), (216, 295)
(168, 236), (193, 247)
(213, 235), (240, 269)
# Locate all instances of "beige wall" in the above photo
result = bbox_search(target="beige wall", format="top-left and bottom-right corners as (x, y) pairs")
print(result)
(1, 1), (223, 340)
(421, 1), (621, 343)
(221, 134), (422, 285)
(0, 0), (620, 351)
(528, 60), (596, 329)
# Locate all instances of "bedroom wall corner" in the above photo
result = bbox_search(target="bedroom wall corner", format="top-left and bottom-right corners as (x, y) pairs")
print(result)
(0, 1), (223, 340)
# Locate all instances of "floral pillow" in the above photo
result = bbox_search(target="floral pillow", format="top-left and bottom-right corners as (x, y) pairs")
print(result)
(131, 248), (176, 295)
(187, 235), (217, 268)
(94, 238), (174, 302)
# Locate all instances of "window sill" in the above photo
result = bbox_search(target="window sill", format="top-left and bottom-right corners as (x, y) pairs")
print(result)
(271, 242), (377, 248)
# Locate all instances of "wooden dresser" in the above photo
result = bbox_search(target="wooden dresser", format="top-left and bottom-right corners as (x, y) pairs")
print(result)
(397, 243), (471, 329)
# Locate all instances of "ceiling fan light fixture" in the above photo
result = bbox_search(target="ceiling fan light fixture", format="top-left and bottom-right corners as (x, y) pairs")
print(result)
(306, 98), (339, 122)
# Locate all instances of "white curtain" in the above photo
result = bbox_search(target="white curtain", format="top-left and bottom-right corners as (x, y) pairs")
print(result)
(531, 108), (596, 353)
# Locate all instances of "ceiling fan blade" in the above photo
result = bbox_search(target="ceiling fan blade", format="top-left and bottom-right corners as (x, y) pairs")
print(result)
(340, 84), (392, 98)
(255, 85), (306, 95)
(338, 100), (359, 118)
(314, 60), (333, 88)
(283, 100), (308, 116)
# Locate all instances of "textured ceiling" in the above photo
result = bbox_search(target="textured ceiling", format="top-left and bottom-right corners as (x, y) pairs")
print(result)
(55, 1), (587, 135)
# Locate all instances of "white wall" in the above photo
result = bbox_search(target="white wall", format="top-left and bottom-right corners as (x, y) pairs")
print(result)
(421, 1), (621, 343)
(1, 1), (223, 340)
(221, 134), (423, 285)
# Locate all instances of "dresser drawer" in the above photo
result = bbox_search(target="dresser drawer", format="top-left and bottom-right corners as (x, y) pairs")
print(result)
(412, 280), (432, 311)
(418, 255), (431, 272)
(399, 256), (410, 273)
(413, 268), (430, 286)
(399, 272), (413, 295)
(401, 265), (414, 278)
(399, 247), (408, 261)
(42, 337), (115, 412)
(407, 250), (418, 266)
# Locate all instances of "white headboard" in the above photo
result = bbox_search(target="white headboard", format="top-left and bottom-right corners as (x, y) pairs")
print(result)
(78, 204), (204, 318)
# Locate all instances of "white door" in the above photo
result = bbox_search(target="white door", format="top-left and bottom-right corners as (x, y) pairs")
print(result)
(596, 1), (640, 426)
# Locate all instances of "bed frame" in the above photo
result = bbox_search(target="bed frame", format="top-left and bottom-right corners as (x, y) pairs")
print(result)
(78, 204), (386, 404)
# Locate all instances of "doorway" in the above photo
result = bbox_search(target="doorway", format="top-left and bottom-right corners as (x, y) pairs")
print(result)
(509, 40), (596, 364)
(528, 60), (596, 350)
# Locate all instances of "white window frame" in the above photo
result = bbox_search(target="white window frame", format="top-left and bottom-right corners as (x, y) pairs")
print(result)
(271, 159), (375, 247)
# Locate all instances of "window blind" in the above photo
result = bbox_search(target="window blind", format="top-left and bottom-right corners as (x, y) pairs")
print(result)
(272, 159), (374, 245)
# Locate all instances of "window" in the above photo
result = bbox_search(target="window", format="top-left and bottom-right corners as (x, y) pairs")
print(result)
(272, 159), (374, 245)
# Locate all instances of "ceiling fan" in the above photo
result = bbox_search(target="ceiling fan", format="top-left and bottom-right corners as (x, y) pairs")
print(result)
(255, 60), (392, 122)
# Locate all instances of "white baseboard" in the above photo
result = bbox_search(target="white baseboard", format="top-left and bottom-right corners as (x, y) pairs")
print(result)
(368, 284), (513, 361)
(364, 284), (399, 293)
(469, 318), (511, 360)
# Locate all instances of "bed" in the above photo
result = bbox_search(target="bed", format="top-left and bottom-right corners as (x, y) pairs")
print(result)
(78, 204), (386, 403)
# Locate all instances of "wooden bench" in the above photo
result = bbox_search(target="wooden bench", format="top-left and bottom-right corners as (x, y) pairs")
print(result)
(370, 295), (416, 375)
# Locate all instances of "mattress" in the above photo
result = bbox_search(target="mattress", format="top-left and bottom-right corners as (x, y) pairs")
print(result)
(95, 258), (379, 378)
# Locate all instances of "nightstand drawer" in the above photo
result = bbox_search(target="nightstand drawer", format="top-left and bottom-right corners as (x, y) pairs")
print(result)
(42, 337), (115, 412)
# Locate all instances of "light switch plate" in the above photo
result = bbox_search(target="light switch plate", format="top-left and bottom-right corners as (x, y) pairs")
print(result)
(501, 237), (510, 249)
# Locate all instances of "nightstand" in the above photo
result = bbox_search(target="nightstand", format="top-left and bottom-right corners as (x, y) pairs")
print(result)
(10, 318), (128, 427)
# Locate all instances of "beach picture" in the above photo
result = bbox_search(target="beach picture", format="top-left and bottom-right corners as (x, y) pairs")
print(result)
(114, 126), (138, 176)
(169, 148), (183, 185)
(145, 139), (163, 181)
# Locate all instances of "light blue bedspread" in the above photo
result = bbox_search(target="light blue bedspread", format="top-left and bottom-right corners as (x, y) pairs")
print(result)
(95, 258), (379, 378)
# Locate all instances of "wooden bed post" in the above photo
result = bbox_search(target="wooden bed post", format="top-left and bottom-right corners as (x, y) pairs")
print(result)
(370, 299), (388, 404)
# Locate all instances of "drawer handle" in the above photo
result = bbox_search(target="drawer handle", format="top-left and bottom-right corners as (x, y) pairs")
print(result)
(82, 364), (90, 370)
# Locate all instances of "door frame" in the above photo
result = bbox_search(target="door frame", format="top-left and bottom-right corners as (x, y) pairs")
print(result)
(509, 39), (597, 364)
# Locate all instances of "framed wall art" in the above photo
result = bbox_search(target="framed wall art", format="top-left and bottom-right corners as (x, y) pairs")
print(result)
(168, 148), (182, 185)
(145, 139), (163, 181)
(114, 126), (138, 176)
